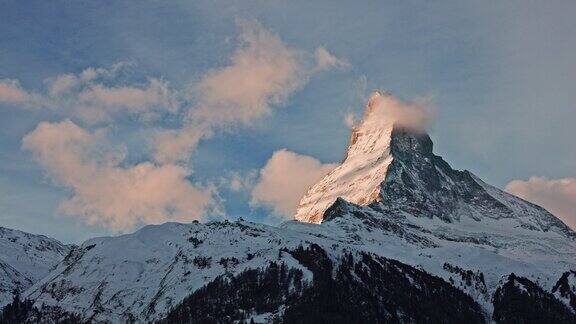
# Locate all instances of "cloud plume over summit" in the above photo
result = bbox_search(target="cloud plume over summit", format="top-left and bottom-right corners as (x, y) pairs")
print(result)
(364, 92), (433, 133)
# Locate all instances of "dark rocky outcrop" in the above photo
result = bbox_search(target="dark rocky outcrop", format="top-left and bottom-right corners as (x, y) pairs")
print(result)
(552, 270), (576, 312)
(492, 274), (576, 324)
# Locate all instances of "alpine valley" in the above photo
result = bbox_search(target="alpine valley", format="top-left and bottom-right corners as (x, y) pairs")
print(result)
(2, 93), (576, 323)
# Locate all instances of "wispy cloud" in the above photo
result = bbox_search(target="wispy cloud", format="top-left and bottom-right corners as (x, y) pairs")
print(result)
(76, 78), (178, 123)
(22, 120), (212, 231)
(2, 21), (348, 166)
(0, 79), (33, 104)
(192, 20), (306, 125)
(506, 176), (576, 230)
(314, 47), (350, 71)
(227, 171), (257, 192)
(1, 63), (179, 124)
(251, 149), (335, 220)
(366, 92), (433, 132)
(343, 112), (357, 128)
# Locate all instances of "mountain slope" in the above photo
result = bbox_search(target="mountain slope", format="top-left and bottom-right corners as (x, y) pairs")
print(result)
(24, 220), (491, 323)
(161, 245), (485, 324)
(0, 227), (71, 307)
(23, 211), (576, 322)
(24, 221), (316, 322)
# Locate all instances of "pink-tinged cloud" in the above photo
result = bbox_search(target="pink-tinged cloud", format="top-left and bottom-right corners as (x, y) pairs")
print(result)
(366, 92), (433, 132)
(153, 125), (211, 165)
(48, 73), (80, 96)
(0, 79), (32, 104)
(78, 78), (178, 114)
(505, 176), (576, 230)
(22, 120), (212, 231)
(344, 112), (357, 128)
(3, 63), (178, 124)
(192, 20), (305, 126)
(251, 149), (336, 220)
(314, 47), (349, 71)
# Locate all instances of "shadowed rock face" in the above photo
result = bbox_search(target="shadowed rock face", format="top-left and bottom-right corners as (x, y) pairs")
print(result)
(374, 126), (575, 236)
(552, 270), (576, 312)
(377, 127), (511, 222)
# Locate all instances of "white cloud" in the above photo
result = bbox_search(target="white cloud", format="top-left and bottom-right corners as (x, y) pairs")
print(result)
(79, 62), (132, 82)
(366, 92), (433, 132)
(0, 79), (33, 104)
(192, 20), (306, 126)
(48, 73), (79, 97)
(81, 81), (172, 109)
(314, 47), (349, 71)
(2, 63), (178, 124)
(344, 112), (357, 128)
(251, 149), (335, 219)
(505, 176), (576, 230)
(153, 125), (210, 165)
(214, 171), (258, 193)
(4, 22), (349, 167)
(22, 120), (212, 231)
(10, 21), (349, 230)
(77, 78), (179, 123)
(155, 19), (310, 164)
(228, 171), (256, 192)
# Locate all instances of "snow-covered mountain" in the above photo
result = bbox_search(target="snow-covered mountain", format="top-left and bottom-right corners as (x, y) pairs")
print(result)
(0, 227), (71, 307)
(16, 92), (576, 322)
(296, 91), (574, 236)
(24, 220), (490, 323)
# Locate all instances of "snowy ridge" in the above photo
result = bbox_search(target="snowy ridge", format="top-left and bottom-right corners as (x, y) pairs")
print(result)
(24, 221), (318, 322)
(0, 227), (71, 306)
(22, 209), (576, 322)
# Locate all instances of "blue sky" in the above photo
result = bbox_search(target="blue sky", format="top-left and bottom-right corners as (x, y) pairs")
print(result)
(1, 0), (575, 242)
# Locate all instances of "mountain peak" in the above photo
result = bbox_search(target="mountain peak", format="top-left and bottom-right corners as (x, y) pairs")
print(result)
(0, 226), (71, 307)
(364, 90), (384, 114)
(293, 90), (477, 223)
(295, 94), (574, 238)
(295, 93), (415, 223)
